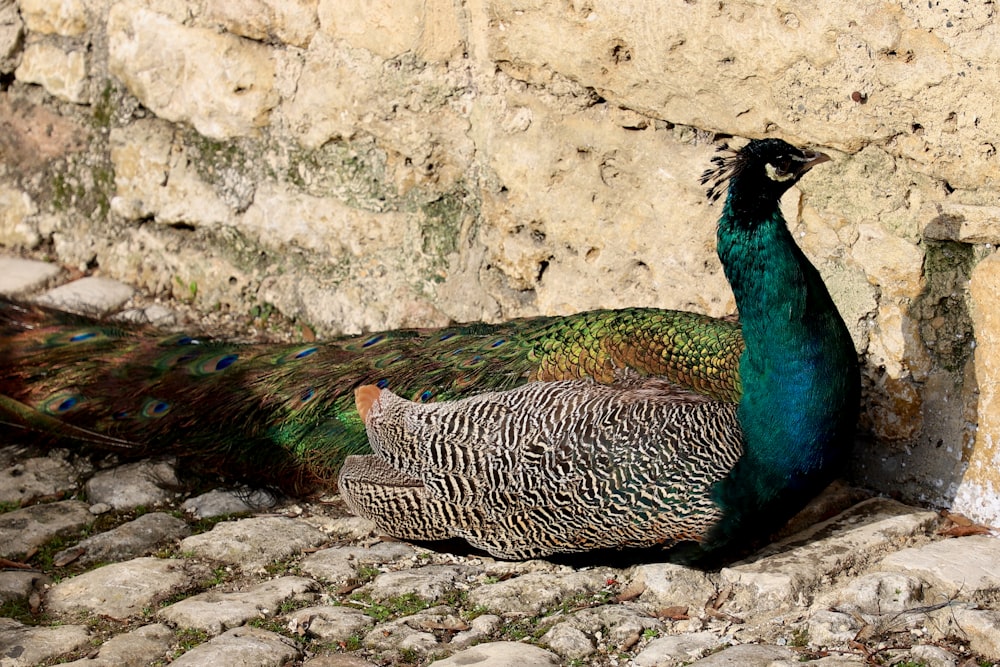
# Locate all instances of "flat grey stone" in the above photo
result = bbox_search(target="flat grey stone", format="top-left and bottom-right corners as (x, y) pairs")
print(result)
(46, 556), (213, 621)
(302, 656), (378, 667)
(35, 276), (134, 315)
(54, 511), (191, 567)
(772, 657), (866, 666)
(306, 515), (377, 540)
(807, 610), (860, 647)
(85, 460), (181, 510)
(449, 614), (502, 650)
(540, 622), (595, 659)
(0, 500), (91, 559)
(928, 605), (1000, 660)
(169, 625), (300, 667)
(0, 453), (80, 505)
(285, 605), (375, 642)
(0, 618), (91, 667)
(158, 576), (317, 635)
(469, 568), (617, 615)
(114, 303), (177, 327)
(300, 542), (415, 583)
(633, 631), (721, 666)
(687, 643), (795, 665)
(0, 257), (61, 296)
(562, 604), (663, 647)
(826, 571), (926, 614)
(431, 641), (561, 666)
(178, 516), (328, 572)
(878, 535), (1000, 600)
(630, 562), (718, 610)
(181, 487), (277, 519)
(721, 498), (939, 613)
(362, 606), (445, 654)
(366, 564), (469, 601)
(908, 643), (959, 667)
(56, 623), (174, 667)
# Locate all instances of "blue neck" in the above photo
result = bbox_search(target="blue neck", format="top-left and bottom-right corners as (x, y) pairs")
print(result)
(708, 199), (859, 545)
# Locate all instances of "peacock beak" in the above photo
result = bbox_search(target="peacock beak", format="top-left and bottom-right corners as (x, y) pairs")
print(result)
(800, 150), (831, 172)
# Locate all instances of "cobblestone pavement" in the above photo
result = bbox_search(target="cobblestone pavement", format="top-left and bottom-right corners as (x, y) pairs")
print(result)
(1, 255), (998, 667)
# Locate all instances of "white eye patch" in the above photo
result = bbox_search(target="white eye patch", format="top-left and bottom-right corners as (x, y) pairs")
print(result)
(765, 162), (797, 182)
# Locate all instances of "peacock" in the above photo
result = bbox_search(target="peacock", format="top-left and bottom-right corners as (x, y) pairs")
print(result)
(0, 138), (859, 561)
(337, 138), (861, 559)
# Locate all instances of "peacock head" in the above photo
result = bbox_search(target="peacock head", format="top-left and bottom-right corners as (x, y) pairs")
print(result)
(701, 138), (830, 218)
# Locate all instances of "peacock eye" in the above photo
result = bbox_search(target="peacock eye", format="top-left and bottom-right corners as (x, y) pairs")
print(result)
(764, 158), (797, 182)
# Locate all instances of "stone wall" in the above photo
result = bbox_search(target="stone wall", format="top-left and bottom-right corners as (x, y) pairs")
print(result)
(1, 0), (999, 525)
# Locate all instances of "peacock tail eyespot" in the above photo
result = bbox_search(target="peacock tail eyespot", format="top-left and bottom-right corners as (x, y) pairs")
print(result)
(189, 353), (240, 375)
(69, 331), (99, 342)
(299, 387), (316, 403)
(293, 347), (318, 359)
(140, 399), (171, 418)
(376, 378), (390, 389)
(41, 392), (85, 415)
(362, 334), (386, 348)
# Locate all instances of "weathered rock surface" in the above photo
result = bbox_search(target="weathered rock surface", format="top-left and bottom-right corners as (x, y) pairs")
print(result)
(45, 557), (214, 620)
(0, 431), (997, 666)
(0, 500), (91, 559)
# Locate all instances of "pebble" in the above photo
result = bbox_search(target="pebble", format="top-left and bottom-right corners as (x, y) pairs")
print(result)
(2, 257), (999, 667)
(34, 276), (134, 315)
(0, 257), (61, 296)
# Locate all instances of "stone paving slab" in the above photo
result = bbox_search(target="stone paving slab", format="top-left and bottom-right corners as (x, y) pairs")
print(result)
(299, 541), (416, 583)
(85, 460), (182, 509)
(285, 605), (375, 643)
(721, 498), (940, 613)
(0, 500), (91, 559)
(179, 516), (329, 572)
(56, 623), (175, 667)
(878, 534), (1000, 599)
(431, 641), (561, 666)
(46, 556), (214, 620)
(54, 511), (191, 567)
(169, 626), (301, 667)
(0, 452), (81, 505)
(158, 575), (318, 635)
(0, 257), (61, 296)
(0, 618), (91, 667)
(35, 276), (135, 315)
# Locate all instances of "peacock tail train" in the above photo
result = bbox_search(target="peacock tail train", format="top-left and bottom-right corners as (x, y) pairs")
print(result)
(0, 299), (744, 495)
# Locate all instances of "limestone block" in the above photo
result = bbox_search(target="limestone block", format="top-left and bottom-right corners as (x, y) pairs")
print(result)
(486, 1), (1000, 190)
(15, 40), (89, 104)
(0, 184), (39, 248)
(202, 0), (319, 48)
(0, 0), (22, 74)
(108, 1), (278, 139)
(851, 224), (925, 299)
(18, 0), (91, 36)
(317, 0), (463, 62)
(284, 33), (473, 190)
(953, 251), (1000, 527)
(475, 98), (733, 317)
(109, 121), (232, 226)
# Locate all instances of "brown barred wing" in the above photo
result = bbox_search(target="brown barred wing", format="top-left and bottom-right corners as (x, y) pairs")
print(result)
(338, 380), (744, 559)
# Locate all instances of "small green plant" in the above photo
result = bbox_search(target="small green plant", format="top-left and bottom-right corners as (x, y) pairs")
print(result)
(174, 628), (209, 654)
(642, 627), (659, 640)
(356, 564), (381, 581)
(348, 592), (432, 622)
(0, 501), (20, 513)
(790, 627), (809, 647)
(398, 647), (421, 663)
